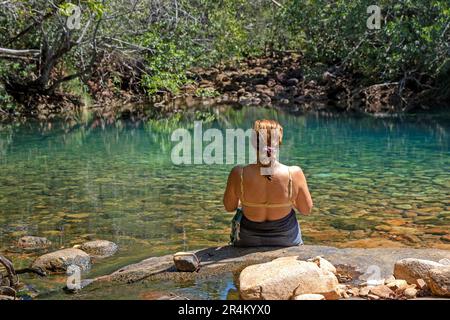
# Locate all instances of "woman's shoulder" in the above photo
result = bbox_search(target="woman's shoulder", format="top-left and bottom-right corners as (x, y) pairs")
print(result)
(287, 165), (307, 184)
(229, 164), (246, 177)
(288, 165), (303, 173)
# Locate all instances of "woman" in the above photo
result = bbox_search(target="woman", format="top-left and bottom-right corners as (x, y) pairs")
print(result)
(223, 119), (313, 247)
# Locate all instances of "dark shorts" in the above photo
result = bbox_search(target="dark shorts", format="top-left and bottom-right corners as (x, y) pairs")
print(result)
(230, 208), (303, 247)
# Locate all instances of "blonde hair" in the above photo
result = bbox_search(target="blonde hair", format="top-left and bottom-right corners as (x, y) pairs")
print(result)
(253, 120), (283, 179)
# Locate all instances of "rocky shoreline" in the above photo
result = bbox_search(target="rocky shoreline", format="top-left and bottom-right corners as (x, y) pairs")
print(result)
(3, 238), (449, 300)
(2, 52), (447, 123)
(95, 245), (450, 300)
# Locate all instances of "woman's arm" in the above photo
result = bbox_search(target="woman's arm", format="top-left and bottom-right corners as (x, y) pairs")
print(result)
(291, 166), (313, 215)
(223, 166), (241, 212)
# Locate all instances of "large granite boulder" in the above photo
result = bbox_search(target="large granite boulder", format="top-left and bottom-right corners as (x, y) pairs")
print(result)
(307, 256), (337, 274)
(394, 258), (444, 284)
(80, 240), (118, 258)
(32, 248), (91, 273)
(239, 256), (339, 300)
(427, 266), (450, 297)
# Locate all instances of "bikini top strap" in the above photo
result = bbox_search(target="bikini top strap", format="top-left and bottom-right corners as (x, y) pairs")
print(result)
(288, 166), (293, 203)
(240, 166), (245, 202)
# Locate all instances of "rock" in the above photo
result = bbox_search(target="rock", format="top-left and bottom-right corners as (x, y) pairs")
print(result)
(266, 78), (276, 87)
(16, 236), (51, 250)
(367, 294), (380, 300)
(254, 84), (268, 92)
(323, 288), (343, 300)
(384, 275), (396, 284)
(369, 285), (394, 299)
(404, 287), (418, 299)
(173, 252), (200, 272)
(394, 204), (412, 210)
(141, 291), (188, 300)
(416, 278), (428, 290)
(439, 258), (450, 265)
(394, 258), (444, 284)
(94, 245), (450, 286)
(341, 291), (350, 299)
(402, 212), (417, 218)
(0, 286), (16, 297)
(239, 256), (339, 300)
(80, 240), (118, 258)
(386, 279), (408, 291)
(0, 295), (14, 300)
(238, 96), (253, 106)
(427, 266), (450, 297)
(32, 248), (91, 273)
(307, 256), (337, 274)
(285, 78), (299, 86)
(347, 287), (360, 297)
(358, 286), (370, 297)
(375, 225), (391, 232)
(260, 94), (272, 105)
(293, 294), (325, 300)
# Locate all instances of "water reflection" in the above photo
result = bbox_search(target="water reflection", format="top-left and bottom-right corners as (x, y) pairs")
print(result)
(0, 107), (449, 258)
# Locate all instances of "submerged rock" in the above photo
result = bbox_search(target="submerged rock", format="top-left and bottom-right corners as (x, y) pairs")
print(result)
(427, 266), (450, 297)
(394, 258), (444, 284)
(173, 252), (200, 272)
(32, 248), (91, 273)
(16, 236), (51, 250)
(80, 240), (118, 258)
(239, 256), (339, 300)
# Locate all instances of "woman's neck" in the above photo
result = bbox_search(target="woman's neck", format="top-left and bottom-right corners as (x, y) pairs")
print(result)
(256, 159), (279, 167)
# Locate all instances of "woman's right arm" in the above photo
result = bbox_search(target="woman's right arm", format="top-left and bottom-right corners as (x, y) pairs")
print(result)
(223, 166), (241, 212)
(291, 166), (313, 215)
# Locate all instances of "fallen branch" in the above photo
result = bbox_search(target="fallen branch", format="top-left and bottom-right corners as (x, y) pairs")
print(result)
(0, 47), (40, 59)
(15, 267), (47, 277)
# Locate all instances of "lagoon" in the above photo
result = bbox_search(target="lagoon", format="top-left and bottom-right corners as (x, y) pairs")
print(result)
(0, 106), (449, 298)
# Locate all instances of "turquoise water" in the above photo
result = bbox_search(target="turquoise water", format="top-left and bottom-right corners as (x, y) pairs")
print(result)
(0, 106), (449, 299)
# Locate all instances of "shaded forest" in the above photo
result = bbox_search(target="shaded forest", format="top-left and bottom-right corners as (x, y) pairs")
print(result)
(0, 0), (449, 119)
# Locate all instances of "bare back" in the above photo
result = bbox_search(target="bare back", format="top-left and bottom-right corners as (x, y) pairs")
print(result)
(223, 161), (313, 222)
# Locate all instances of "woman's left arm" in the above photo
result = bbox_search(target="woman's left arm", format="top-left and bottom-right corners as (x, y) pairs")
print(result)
(223, 166), (241, 212)
(292, 166), (313, 215)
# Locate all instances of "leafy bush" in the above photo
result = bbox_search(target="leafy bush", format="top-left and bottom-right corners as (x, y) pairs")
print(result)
(139, 30), (193, 95)
(278, 0), (450, 83)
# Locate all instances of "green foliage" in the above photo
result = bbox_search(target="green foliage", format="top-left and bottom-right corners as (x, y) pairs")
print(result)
(146, 109), (216, 133)
(193, 110), (216, 123)
(139, 30), (192, 95)
(0, 0), (448, 106)
(194, 87), (220, 98)
(59, 0), (104, 18)
(0, 86), (16, 110)
(278, 0), (450, 82)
